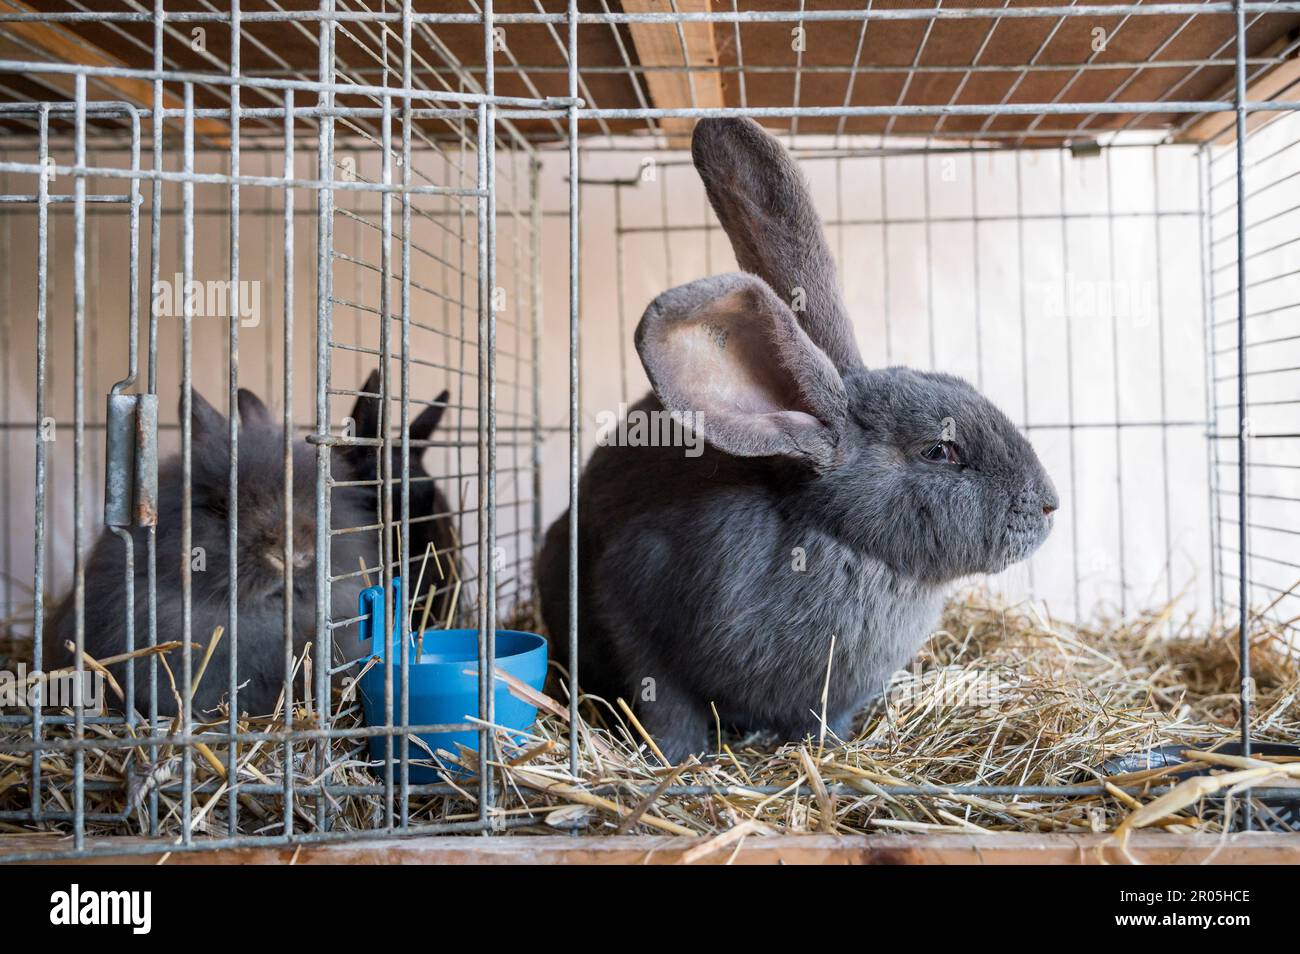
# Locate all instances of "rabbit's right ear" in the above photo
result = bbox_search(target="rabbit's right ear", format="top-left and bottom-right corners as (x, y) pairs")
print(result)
(692, 118), (861, 374)
(181, 388), (226, 444)
(636, 273), (847, 469)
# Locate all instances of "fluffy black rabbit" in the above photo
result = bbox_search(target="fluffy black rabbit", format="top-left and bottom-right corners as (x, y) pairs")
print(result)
(49, 387), (373, 718)
(341, 369), (458, 625)
(537, 118), (1058, 762)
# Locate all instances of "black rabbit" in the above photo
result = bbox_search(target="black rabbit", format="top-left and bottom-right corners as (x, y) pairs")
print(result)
(537, 119), (1058, 761)
(341, 369), (458, 627)
(49, 387), (373, 718)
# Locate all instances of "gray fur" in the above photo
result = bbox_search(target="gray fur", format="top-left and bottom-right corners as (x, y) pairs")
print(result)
(537, 118), (1057, 762)
(49, 387), (374, 718)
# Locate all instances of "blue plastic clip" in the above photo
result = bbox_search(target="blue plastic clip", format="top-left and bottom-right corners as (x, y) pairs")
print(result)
(358, 576), (406, 660)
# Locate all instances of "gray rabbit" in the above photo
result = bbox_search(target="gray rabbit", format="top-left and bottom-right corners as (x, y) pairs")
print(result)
(537, 118), (1058, 762)
(49, 386), (373, 718)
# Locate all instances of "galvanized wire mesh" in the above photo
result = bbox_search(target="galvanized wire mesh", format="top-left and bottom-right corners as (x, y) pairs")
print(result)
(0, 1), (1296, 858)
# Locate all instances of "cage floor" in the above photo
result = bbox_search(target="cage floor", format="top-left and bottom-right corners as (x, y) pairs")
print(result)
(2, 590), (1297, 844)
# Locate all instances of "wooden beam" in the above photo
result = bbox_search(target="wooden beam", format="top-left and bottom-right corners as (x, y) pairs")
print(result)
(1177, 38), (1300, 144)
(0, 0), (229, 139)
(622, 0), (724, 148)
(6, 833), (1300, 865)
(0, 32), (78, 99)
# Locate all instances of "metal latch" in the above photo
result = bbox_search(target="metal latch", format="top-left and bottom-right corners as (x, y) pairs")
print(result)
(104, 392), (159, 528)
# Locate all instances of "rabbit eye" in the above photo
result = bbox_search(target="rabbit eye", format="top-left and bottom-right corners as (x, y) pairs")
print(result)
(922, 441), (963, 466)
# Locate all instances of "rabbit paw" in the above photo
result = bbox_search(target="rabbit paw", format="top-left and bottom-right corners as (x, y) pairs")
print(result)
(779, 709), (856, 749)
(634, 686), (711, 765)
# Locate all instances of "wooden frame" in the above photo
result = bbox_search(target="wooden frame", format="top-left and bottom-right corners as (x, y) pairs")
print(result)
(5, 833), (1299, 865)
(1177, 35), (1300, 143)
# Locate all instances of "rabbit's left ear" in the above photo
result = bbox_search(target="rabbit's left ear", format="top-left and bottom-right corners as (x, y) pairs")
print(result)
(636, 273), (847, 469)
(349, 369), (383, 440)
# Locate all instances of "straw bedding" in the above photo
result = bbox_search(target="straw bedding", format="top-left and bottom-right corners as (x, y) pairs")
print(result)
(2, 590), (1297, 844)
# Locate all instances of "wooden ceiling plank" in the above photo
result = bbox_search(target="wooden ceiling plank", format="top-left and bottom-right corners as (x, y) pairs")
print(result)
(1176, 39), (1300, 144)
(622, 0), (724, 147)
(0, 30), (78, 100)
(0, 0), (229, 138)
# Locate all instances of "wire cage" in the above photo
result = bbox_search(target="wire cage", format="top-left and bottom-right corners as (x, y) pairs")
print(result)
(0, 2), (1297, 860)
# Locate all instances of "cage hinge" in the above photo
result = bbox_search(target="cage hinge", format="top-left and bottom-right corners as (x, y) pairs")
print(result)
(1068, 139), (1102, 159)
(104, 392), (159, 528)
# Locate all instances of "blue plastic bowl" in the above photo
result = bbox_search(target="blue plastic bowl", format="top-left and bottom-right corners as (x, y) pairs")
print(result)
(356, 580), (547, 782)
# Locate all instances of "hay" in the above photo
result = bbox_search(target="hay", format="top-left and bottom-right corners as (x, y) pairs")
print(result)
(2, 591), (1297, 840)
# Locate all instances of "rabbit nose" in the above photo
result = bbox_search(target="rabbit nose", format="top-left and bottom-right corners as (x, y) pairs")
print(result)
(1042, 503), (1057, 516)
